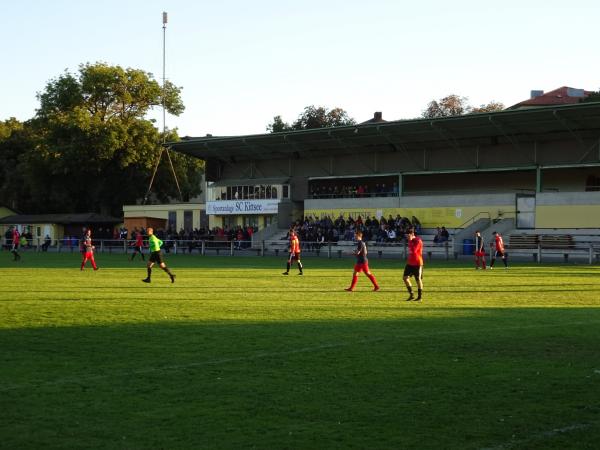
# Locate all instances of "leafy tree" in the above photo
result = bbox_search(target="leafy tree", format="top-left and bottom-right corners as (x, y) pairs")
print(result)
(471, 101), (505, 113)
(582, 91), (600, 103)
(4, 62), (203, 215)
(266, 115), (292, 133)
(422, 95), (471, 119)
(267, 106), (355, 132)
(0, 118), (38, 211)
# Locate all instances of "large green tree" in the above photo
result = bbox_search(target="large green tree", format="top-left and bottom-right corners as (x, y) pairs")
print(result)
(0, 62), (203, 215)
(421, 95), (471, 119)
(0, 118), (37, 211)
(582, 91), (600, 103)
(267, 105), (355, 132)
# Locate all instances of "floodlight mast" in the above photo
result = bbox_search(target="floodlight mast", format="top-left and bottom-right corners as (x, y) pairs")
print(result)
(144, 11), (182, 204)
(162, 12), (167, 143)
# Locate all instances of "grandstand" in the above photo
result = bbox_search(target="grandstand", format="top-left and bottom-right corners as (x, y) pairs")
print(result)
(171, 102), (600, 260)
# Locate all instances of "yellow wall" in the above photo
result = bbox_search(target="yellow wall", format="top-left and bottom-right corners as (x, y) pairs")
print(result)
(304, 205), (512, 228)
(535, 205), (600, 228)
(1, 223), (61, 243)
(123, 204), (204, 230)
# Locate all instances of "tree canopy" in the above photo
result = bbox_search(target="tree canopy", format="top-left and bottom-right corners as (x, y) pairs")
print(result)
(422, 95), (505, 118)
(267, 105), (355, 132)
(0, 62), (203, 216)
(582, 91), (600, 103)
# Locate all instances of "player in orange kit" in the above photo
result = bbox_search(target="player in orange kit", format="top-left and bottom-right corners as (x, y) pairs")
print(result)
(490, 231), (508, 269)
(282, 229), (303, 275)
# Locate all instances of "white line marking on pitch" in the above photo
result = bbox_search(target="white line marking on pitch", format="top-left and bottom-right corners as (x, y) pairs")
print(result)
(1, 320), (599, 392)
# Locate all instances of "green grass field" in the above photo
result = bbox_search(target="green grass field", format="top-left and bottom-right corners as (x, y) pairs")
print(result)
(1, 252), (600, 449)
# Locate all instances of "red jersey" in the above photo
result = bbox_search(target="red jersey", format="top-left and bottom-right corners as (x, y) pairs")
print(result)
(407, 236), (423, 266)
(13, 230), (20, 245)
(495, 234), (505, 252)
(135, 234), (144, 247)
(289, 235), (300, 254)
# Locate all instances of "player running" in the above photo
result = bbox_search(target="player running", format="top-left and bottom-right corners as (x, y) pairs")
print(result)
(282, 229), (303, 275)
(10, 227), (21, 262)
(130, 231), (145, 261)
(403, 227), (423, 301)
(345, 230), (379, 292)
(80, 228), (98, 270)
(474, 230), (486, 270)
(490, 231), (508, 269)
(142, 227), (175, 283)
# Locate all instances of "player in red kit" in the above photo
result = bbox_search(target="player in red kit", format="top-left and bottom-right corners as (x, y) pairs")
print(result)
(130, 231), (145, 261)
(345, 230), (379, 292)
(403, 228), (423, 301)
(80, 228), (98, 271)
(11, 227), (21, 261)
(490, 231), (508, 269)
(282, 229), (303, 275)
(474, 230), (486, 270)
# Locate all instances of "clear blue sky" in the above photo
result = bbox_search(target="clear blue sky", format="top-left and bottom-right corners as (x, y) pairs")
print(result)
(2, 0), (599, 137)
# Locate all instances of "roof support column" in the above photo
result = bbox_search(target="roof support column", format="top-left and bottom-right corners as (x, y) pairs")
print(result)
(536, 166), (542, 193)
(398, 173), (403, 197)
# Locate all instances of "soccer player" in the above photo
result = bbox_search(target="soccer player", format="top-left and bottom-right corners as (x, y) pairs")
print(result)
(142, 227), (175, 283)
(10, 227), (21, 261)
(345, 230), (379, 292)
(80, 228), (98, 271)
(403, 227), (423, 301)
(474, 230), (486, 270)
(490, 231), (508, 269)
(282, 229), (303, 275)
(130, 231), (145, 261)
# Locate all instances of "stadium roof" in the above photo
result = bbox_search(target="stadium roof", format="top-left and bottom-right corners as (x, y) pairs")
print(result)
(170, 102), (600, 163)
(0, 213), (122, 225)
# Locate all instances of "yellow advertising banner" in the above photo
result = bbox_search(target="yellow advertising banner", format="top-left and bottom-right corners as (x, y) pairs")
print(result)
(304, 205), (511, 228)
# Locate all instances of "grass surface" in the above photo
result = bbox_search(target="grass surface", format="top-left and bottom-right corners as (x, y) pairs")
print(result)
(1, 252), (600, 449)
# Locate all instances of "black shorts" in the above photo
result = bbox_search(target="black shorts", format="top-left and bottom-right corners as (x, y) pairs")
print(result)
(288, 252), (301, 262)
(133, 245), (143, 253)
(494, 250), (506, 258)
(11, 244), (19, 251)
(403, 264), (423, 279)
(149, 251), (164, 264)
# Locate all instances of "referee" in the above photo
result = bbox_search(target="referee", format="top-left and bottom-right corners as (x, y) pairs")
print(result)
(142, 227), (175, 283)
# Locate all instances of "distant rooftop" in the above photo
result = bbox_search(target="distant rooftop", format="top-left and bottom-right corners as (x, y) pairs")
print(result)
(509, 86), (593, 109)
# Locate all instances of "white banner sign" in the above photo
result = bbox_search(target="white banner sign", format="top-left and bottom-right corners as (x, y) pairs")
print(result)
(207, 200), (279, 215)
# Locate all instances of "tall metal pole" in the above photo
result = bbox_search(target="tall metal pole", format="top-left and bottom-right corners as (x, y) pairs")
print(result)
(143, 11), (182, 204)
(162, 11), (167, 144)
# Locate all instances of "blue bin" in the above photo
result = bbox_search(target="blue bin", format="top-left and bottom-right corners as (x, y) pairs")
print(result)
(463, 238), (475, 255)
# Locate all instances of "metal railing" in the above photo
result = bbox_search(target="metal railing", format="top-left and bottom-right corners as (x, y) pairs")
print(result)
(4, 237), (599, 264)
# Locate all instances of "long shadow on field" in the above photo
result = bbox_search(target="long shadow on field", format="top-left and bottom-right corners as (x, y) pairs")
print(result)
(1, 308), (600, 449)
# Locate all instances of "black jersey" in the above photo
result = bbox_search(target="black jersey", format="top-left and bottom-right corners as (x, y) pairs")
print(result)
(475, 235), (485, 252)
(355, 240), (368, 264)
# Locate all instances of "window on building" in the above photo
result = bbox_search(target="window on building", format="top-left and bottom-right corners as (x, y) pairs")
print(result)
(264, 216), (272, 228)
(184, 210), (193, 232)
(168, 211), (177, 232)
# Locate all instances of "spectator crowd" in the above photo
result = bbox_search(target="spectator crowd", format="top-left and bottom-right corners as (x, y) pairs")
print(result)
(310, 182), (399, 199)
(288, 214), (422, 249)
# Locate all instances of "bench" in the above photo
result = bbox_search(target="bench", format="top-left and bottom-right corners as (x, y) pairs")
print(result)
(508, 234), (539, 249)
(539, 234), (574, 249)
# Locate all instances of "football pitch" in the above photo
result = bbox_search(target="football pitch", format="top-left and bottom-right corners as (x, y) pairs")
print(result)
(1, 253), (600, 449)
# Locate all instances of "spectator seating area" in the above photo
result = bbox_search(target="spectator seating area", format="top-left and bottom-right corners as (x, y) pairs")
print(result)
(309, 181), (399, 199)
